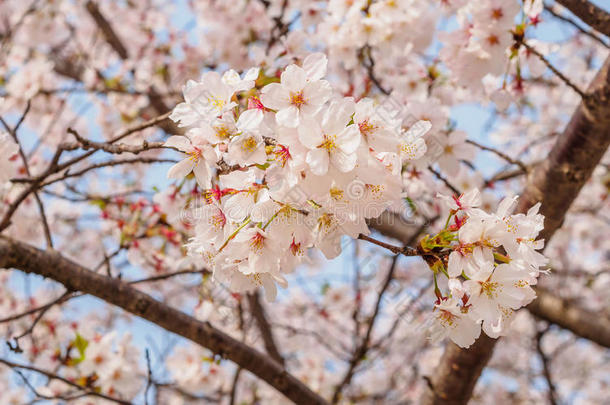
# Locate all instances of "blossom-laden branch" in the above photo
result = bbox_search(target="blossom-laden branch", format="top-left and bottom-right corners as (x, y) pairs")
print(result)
(421, 53), (610, 405)
(0, 235), (329, 405)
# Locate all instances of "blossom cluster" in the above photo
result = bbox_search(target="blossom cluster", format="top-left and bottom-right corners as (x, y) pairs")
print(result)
(439, 0), (522, 91)
(429, 189), (547, 347)
(166, 53), (431, 300)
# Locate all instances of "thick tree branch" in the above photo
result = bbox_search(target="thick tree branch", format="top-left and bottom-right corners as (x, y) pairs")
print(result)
(556, 0), (610, 37)
(527, 287), (610, 348)
(0, 236), (328, 405)
(421, 54), (610, 405)
(247, 291), (285, 366)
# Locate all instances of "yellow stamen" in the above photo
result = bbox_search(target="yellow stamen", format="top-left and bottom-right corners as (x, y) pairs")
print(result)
(290, 91), (306, 107)
(241, 137), (258, 153)
(318, 134), (337, 152)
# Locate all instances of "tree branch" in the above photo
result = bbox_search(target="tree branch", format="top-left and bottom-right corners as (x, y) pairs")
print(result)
(0, 236), (328, 405)
(85, 1), (129, 59)
(247, 290), (285, 366)
(544, 4), (609, 48)
(528, 287), (610, 348)
(535, 327), (559, 405)
(556, 0), (610, 37)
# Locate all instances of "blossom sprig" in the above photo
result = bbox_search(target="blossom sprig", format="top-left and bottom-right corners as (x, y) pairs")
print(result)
(165, 53), (431, 301)
(427, 189), (548, 348)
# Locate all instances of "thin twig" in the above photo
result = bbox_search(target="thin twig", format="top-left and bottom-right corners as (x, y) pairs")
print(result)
(361, 46), (391, 95)
(520, 40), (588, 99)
(357, 234), (418, 256)
(331, 253), (401, 403)
(428, 166), (462, 195)
(229, 367), (242, 405)
(0, 103), (53, 248)
(144, 349), (154, 405)
(0, 358), (132, 404)
(535, 326), (559, 405)
(466, 139), (529, 173)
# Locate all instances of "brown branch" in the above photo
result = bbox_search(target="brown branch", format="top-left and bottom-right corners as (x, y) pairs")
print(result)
(0, 358), (131, 405)
(357, 234), (419, 256)
(556, 0), (610, 37)
(229, 367), (242, 405)
(85, 1), (129, 59)
(0, 103), (53, 248)
(31, 157), (177, 188)
(331, 254), (400, 403)
(65, 130), (172, 155)
(1, 112), (172, 231)
(247, 291), (285, 366)
(528, 287), (610, 348)
(428, 166), (462, 195)
(62, 2), (182, 135)
(520, 40), (588, 99)
(535, 327), (559, 405)
(0, 236), (328, 405)
(466, 139), (529, 174)
(332, 223), (428, 403)
(544, 4), (610, 48)
(361, 45), (391, 95)
(421, 53), (610, 405)
(366, 211), (431, 243)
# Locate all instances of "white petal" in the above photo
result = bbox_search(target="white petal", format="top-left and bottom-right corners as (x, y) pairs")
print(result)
(260, 83), (290, 110)
(331, 150), (357, 173)
(193, 162), (212, 189)
(164, 135), (192, 152)
(167, 159), (195, 179)
(276, 105), (300, 128)
(281, 65), (307, 93)
(307, 149), (329, 176)
(323, 98), (355, 135)
(237, 109), (264, 131)
(336, 125), (361, 154)
(302, 53), (328, 81)
(297, 120), (324, 149)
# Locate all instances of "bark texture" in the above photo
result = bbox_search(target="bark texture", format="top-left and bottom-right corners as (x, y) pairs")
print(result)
(557, 0), (610, 37)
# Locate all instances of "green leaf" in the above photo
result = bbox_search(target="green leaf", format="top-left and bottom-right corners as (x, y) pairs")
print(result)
(73, 333), (89, 364)
(321, 282), (330, 295)
(89, 199), (107, 210)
